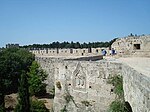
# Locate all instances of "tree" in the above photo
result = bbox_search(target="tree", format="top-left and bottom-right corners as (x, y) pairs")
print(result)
(129, 33), (134, 37)
(0, 48), (34, 111)
(22, 40), (118, 49)
(28, 61), (48, 96)
(0, 81), (5, 112)
(15, 71), (30, 112)
(0, 48), (35, 93)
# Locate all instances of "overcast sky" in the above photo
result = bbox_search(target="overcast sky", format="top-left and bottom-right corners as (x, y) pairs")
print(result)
(0, 0), (150, 47)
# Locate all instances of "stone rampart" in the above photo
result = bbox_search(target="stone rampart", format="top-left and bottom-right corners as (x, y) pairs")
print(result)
(36, 57), (122, 112)
(111, 35), (150, 57)
(122, 64), (150, 112)
(36, 57), (150, 112)
(30, 47), (109, 57)
(54, 60), (122, 112)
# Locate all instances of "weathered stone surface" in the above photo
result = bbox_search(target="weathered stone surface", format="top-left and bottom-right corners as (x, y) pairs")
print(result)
(37, 58), (121, 112)
(36, 57), (150, 112)
(122, 64), (150, 112)
(111, 35), (150, 57)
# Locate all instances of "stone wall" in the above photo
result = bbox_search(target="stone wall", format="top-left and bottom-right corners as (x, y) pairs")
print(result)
(111, 35), (150, 57)
(53, 60), (122, 112)
(122, 64), (150, 112)
(30, 47), (109, 57)
(35, 57), (62, 92)
(36, 57), (150, 112)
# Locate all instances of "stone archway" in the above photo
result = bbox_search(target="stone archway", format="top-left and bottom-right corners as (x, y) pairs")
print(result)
(124, 102), (133, 112)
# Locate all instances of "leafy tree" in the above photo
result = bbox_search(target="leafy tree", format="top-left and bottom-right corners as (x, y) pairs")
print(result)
(15, 71), (30, 112)
(0, 91), (5, 112)
(21, 39), (119, 49)
(28, 61), (48, 96)
(0, 48), (34, 111)
(0, 48), (34, 93)
(129, 33), (134, 37)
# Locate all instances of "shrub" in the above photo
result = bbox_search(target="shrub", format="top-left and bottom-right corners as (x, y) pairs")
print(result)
(107, 75), (123, 98)
(108, 100), (124, 112)
(81, 100), (91, 107)
(15, 99), (49, 112)
(30, 99), (49, 112)
(56, 81), (61, 89)
(49, 86), (55, 98)
(107, 75), (132, 112)
(63, 93), (73, 103)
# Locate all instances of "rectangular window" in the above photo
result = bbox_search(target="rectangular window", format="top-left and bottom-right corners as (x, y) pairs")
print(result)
(133, 44), (140, 50)
(88, 48), (92, 53)
(96, 49), (98, 53)
(70, 49), (73, 53)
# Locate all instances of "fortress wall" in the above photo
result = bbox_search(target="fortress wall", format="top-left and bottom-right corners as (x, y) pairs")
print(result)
(36, 56), (150, 112)
(35, 57), (62, 92)
(30, 47), (107, 57)
(53, 60), (122, 112)
(122, 64), (150, 112)
(35, 57), (122, 111)
(111, 35), (150, 57)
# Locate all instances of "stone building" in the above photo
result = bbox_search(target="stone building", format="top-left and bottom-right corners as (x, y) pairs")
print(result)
(111, 35), (150, 57)
(6, 44), (19, 48)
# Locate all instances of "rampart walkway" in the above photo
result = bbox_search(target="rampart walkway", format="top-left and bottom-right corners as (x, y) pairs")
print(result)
(118, 57), (150, 77)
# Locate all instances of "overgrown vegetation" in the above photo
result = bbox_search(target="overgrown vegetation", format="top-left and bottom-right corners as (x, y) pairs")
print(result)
(107, 75), (123, 98)
(109, 100), (125, 112)
(0, 48), (34, 111)
(30, 99), (49, 112)
(49, 86), (55, 98)
(15, 71), (30, 112)
(63, 93), (73, 104)
(107, 75), (132, 112)
(60, 93), (73, 112)
(15, 99), (49, 112)
(56, 81), (62, 89)
(81, 100), (92, 107)
(28, 61), (48, 96)
(0, 48), (49, 111)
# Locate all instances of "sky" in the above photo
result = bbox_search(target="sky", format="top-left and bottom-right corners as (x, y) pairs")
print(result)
(0, 0), (150, 47)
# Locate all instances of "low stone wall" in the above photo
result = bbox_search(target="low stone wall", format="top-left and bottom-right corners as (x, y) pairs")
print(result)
(122, 64), (150, 112)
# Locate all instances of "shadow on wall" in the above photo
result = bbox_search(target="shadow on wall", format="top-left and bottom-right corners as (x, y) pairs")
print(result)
(64, 55), (103, 61)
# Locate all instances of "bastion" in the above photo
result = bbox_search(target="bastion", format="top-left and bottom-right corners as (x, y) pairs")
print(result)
(33, 35), (150, 112)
